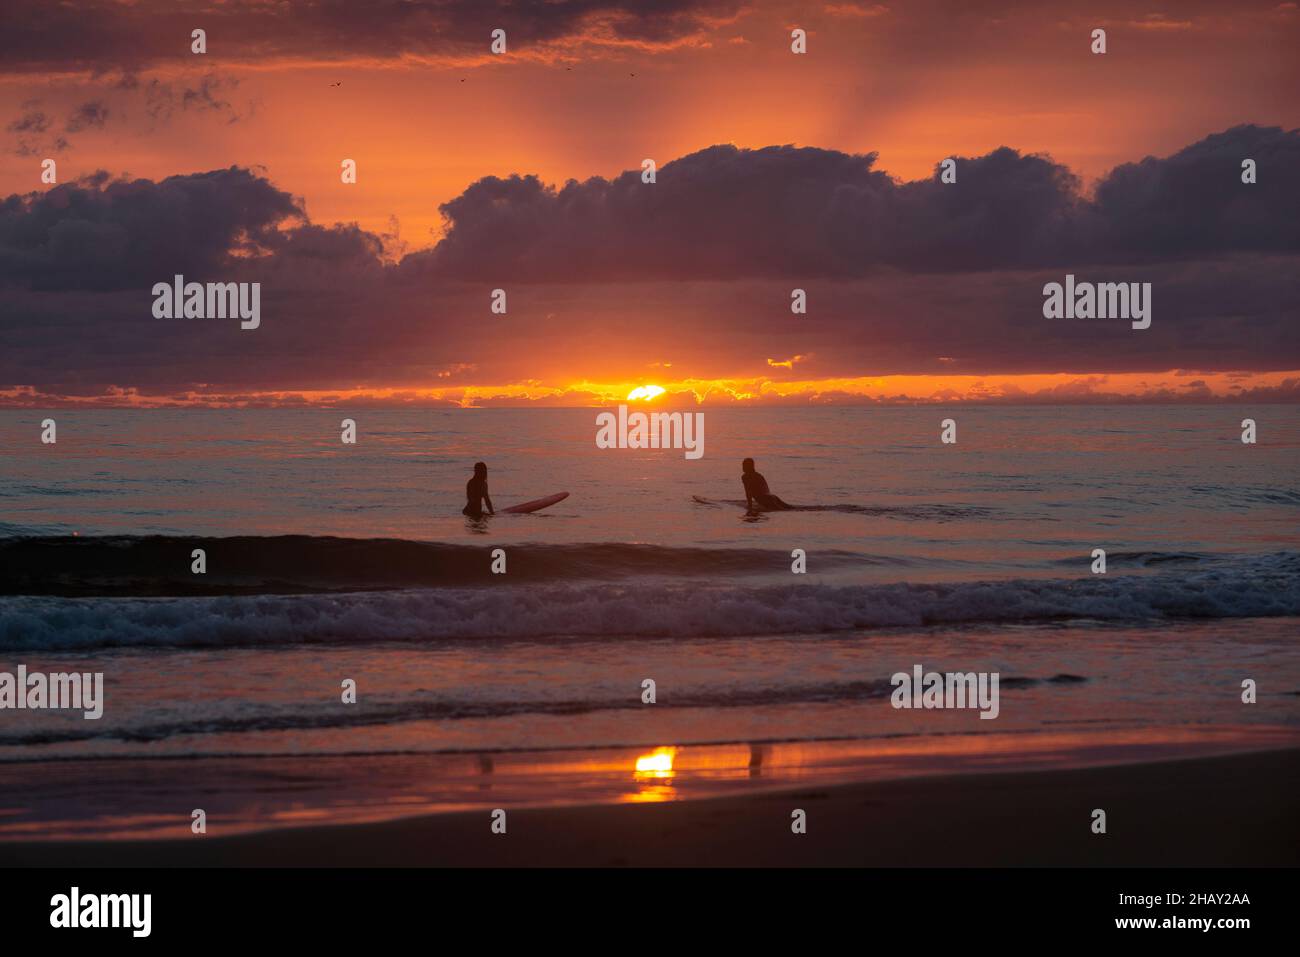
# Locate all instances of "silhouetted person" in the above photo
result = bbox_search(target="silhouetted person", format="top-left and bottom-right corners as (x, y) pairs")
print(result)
(742, 458), (791, 511)
(463, 462), (494, 518)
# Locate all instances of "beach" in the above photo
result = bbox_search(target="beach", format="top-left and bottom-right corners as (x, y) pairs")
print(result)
(4, 747), (1295, 867)
(1, 406), (1297, 865)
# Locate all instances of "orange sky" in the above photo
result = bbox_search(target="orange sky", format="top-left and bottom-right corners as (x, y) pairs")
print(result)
(4, 2), (1297, 245)
(2, 1), (1298, 406)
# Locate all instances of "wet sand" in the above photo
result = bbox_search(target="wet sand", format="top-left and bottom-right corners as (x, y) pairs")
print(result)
(4, 747), (1295, 867)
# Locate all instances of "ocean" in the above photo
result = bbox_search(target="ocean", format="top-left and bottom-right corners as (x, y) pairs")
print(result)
(1, 405), (1297, 838)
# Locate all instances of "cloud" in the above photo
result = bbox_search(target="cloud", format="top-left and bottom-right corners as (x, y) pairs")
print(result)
(1128, 13), (1194, 30)
(2, 127), (1295, 293)
(823, 3), (890, 19)
(6, 107), (50, 134)
(767, 355), (810, 369)
(140, 73), (245, 125)
(0, 167), (305, 291)
(0, 127), (1297, 400)
(7, 99), (113, 155)
(406, 125), (1299, 281)
(405, 143), (1078, 280)
(1094, 125), (1300, 258)
(64, 100), (109, 132)
(5, 104), (56, 156)
(0, 0), (746, 74)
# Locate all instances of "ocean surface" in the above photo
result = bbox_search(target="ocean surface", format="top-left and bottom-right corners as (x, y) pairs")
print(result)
(1, 405), (1297, 837)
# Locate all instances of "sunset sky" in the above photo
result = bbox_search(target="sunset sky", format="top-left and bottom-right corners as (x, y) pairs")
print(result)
(1, 0), (1298, 407)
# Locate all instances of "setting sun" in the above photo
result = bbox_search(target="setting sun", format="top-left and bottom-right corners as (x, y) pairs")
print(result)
(626, 385), (666, 402)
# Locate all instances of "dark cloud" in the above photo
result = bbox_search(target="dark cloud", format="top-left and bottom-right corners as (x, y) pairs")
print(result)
(5, 105), (55, 156)
(409, 125), (1300, 280)
(3, 76), (245, 158)
(2, 127), (1296, 291)
(6, 108), (50, 135)
(180, 77), (233, 114)
(142, 74), (244, 125)
(0, 128), (1297, 398)
(64, 100), (109, 132)
(1094, 124), (1300, 257)
(0, 0), (744, 74)
(0, 167), (304, 291)
(8, 100), (113, 155)
(413, 141), (1097, 280)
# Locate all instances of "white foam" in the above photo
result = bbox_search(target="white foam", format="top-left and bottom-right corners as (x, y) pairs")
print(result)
(3, 554), (1297, 650)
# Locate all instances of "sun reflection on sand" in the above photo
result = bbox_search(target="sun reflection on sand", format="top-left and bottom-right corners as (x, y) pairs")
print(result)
(634, 746), (676, 777)
(8, 727), (1298, 840)
(631, 746), (678, 800)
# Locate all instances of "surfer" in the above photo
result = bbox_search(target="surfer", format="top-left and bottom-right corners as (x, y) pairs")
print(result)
(741, 458), (792, 511)
(463, 462), (495, 518)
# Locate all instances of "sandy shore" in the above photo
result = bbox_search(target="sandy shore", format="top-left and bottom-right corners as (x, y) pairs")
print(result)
(3, 747), (1295, 867)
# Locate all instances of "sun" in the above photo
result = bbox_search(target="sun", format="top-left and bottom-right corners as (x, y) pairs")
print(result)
(627, 384), (665, 401)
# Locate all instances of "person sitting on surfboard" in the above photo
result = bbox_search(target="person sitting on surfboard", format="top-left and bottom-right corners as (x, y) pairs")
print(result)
(742, 458), (792, 511)
(463, 462), (494, 518)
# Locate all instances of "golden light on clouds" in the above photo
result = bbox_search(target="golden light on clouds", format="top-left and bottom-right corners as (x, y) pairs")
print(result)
(4, 369), (1296, 409)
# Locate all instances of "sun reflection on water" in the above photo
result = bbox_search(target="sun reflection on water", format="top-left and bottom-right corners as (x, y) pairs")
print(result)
(631, 746), (678, 801)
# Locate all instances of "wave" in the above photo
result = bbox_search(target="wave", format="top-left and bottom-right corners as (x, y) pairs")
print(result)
(2, 552), (1296, 650)
(691, 496), (1000, 520)
(1051, 550), (1213, 568)
(0, 535), (884, 596)
(1188, 485), (1300, 508)
(0, 675), (1090, 747)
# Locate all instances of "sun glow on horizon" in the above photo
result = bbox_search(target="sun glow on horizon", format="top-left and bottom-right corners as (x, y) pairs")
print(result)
(5, 369), (1298, 409)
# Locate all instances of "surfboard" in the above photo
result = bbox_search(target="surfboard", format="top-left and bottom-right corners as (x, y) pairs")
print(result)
(501, 491), (569, 514)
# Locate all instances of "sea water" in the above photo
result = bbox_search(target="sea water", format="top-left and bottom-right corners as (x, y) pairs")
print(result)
(1, 406), (1296, 837)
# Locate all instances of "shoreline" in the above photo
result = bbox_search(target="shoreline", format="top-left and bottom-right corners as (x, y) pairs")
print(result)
(3, 746), (1296, 867)
(3, 725), (1295, 841)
